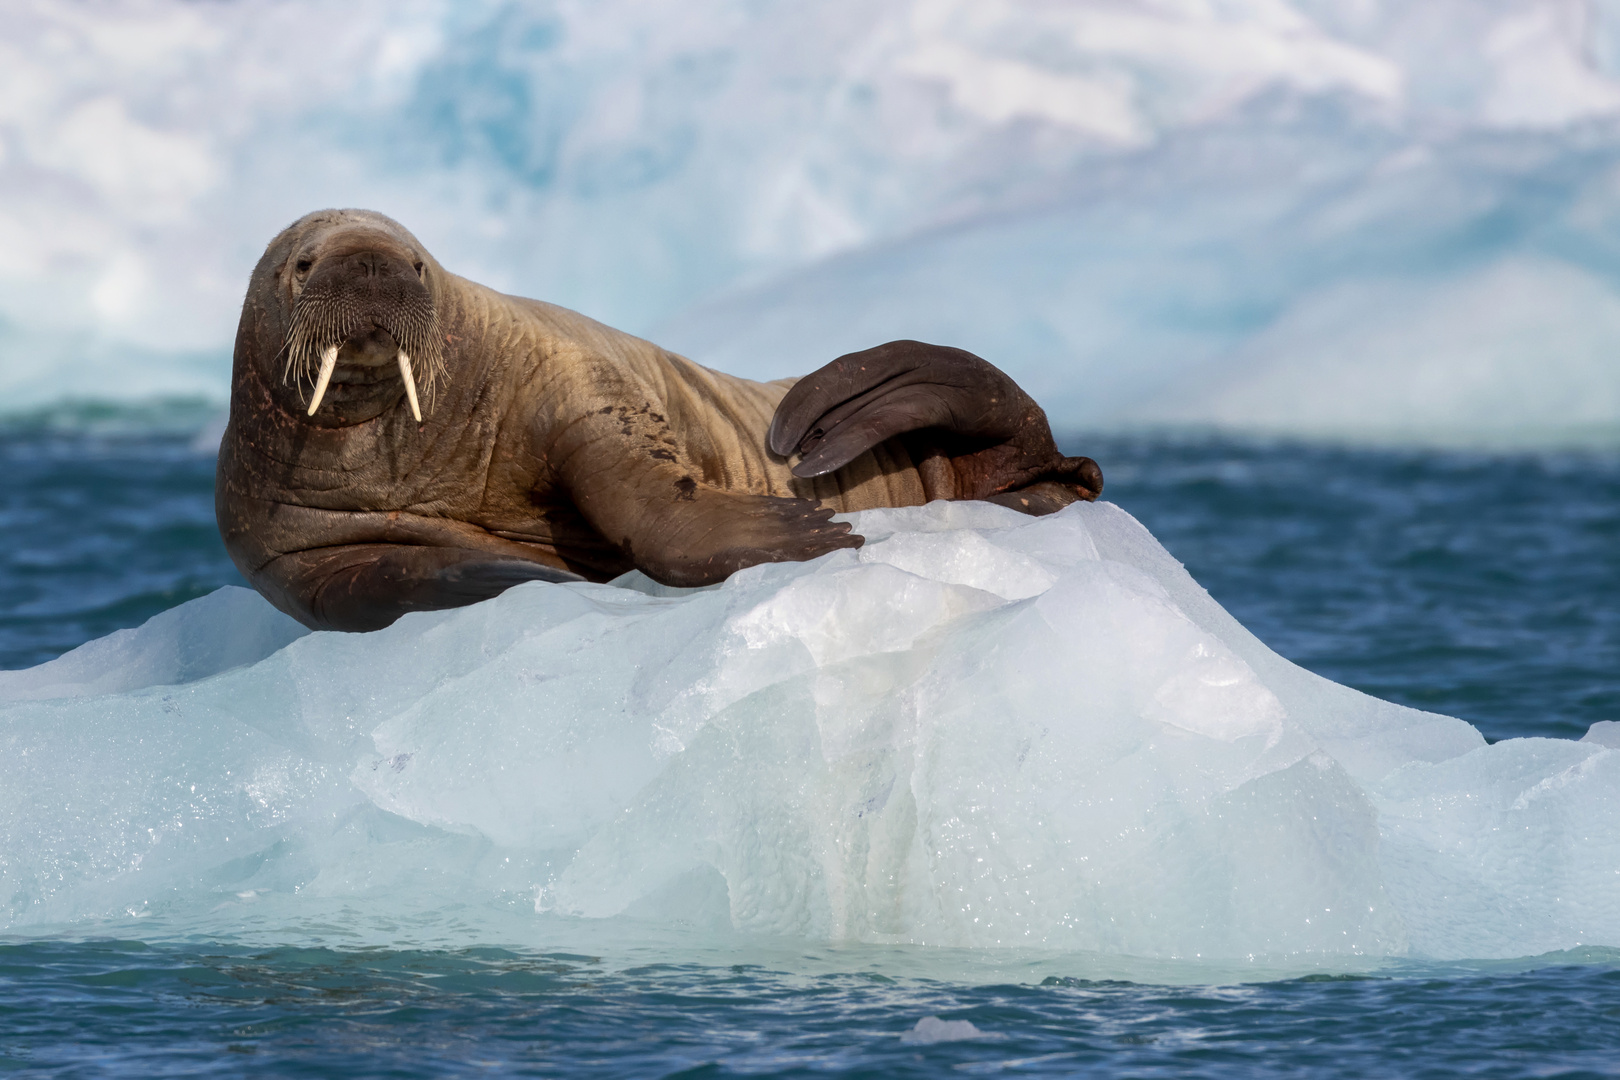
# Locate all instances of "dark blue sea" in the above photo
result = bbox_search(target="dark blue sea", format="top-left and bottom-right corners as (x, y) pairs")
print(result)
(2, 406), (1618, 1077)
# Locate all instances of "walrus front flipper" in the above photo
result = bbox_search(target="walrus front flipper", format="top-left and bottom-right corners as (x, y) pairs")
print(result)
(593, 487), (862, 590)
(257, 545), (583, 632)
(550, 386), (865, 588)
(769, 340), (1103, 503)
(634, 491), (864, 588)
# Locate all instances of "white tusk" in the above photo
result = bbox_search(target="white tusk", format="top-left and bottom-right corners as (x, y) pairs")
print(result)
(306, 344), (338, 416)
(397, 349), (422, 423)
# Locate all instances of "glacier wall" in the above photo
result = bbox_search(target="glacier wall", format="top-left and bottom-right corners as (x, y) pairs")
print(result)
(4, 1), (1620, 442)
(3, 501), (1616, 962)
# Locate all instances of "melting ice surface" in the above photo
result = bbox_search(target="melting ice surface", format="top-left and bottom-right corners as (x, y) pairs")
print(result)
(4, 501), (1617, 966)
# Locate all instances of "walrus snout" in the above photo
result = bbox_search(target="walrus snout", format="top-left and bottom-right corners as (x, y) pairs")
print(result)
(282, 235), (443, 423)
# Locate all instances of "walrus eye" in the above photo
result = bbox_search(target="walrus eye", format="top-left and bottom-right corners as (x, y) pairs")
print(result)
(295, 258), (312, 275)
(414, 261), (424, 279)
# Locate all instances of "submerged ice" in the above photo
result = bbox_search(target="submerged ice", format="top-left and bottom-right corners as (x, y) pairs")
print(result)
(2, 501), (1616, 962)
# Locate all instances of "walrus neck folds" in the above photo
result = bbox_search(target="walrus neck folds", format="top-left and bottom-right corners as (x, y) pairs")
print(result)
(281, 245), (445, 425)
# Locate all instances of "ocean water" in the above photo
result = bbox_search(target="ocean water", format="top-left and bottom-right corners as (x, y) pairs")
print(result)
(5, 940), (1620, 1077)
(1, 419), (1617, 1076)
(0, 405), (240, 673)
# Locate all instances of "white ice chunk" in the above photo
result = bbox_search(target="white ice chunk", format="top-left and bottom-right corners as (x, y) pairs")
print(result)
(1582, 721), (1620, 749)
(0, 586), (308, 702)
(902, 1017), (987, 1044)
(0, 501), (1613, 964)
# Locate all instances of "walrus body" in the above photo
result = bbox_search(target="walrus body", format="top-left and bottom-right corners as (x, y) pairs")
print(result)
(217, 210), (1102, 631)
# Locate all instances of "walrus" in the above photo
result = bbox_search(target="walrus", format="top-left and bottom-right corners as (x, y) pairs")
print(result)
(216, 209), (1103, 632)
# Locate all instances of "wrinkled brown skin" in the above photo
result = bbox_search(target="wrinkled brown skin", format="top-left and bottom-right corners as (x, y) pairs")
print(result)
(217, 209), (1103, 632)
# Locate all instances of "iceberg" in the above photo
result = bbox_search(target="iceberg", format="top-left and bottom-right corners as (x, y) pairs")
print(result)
(5, 1), (1620, 443)
(3, 500), (1615, 963)
(656, 126), (1620, 446)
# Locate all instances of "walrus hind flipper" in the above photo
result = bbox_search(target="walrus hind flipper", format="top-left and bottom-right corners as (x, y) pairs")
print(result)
(984, 481), (1086, 517)
(259, 544), (583, 632)
(768, 340), (1036, 478)
(769, 340), (1103, 502)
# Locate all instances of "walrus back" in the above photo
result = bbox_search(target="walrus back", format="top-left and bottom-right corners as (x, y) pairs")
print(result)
(512, 298), (939, 513)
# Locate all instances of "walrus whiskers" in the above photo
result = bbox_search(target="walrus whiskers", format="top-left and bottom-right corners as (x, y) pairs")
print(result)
(397, 350), (422, 423)
(389, 304), (445, 411)
(282, 296), (352, 403)
(307, 344), (339, 416)
(282, 280), (443, 418)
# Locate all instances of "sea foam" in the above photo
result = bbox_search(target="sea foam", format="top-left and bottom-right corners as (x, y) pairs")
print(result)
(2, 501), (1614, 961)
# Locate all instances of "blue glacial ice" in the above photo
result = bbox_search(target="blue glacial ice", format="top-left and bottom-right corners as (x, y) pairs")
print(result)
(3, 501), (1616, 962)
(4, 1), (1620, 444)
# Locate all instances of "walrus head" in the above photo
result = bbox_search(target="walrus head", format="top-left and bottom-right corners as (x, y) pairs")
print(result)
(247, 209), (447, 426)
